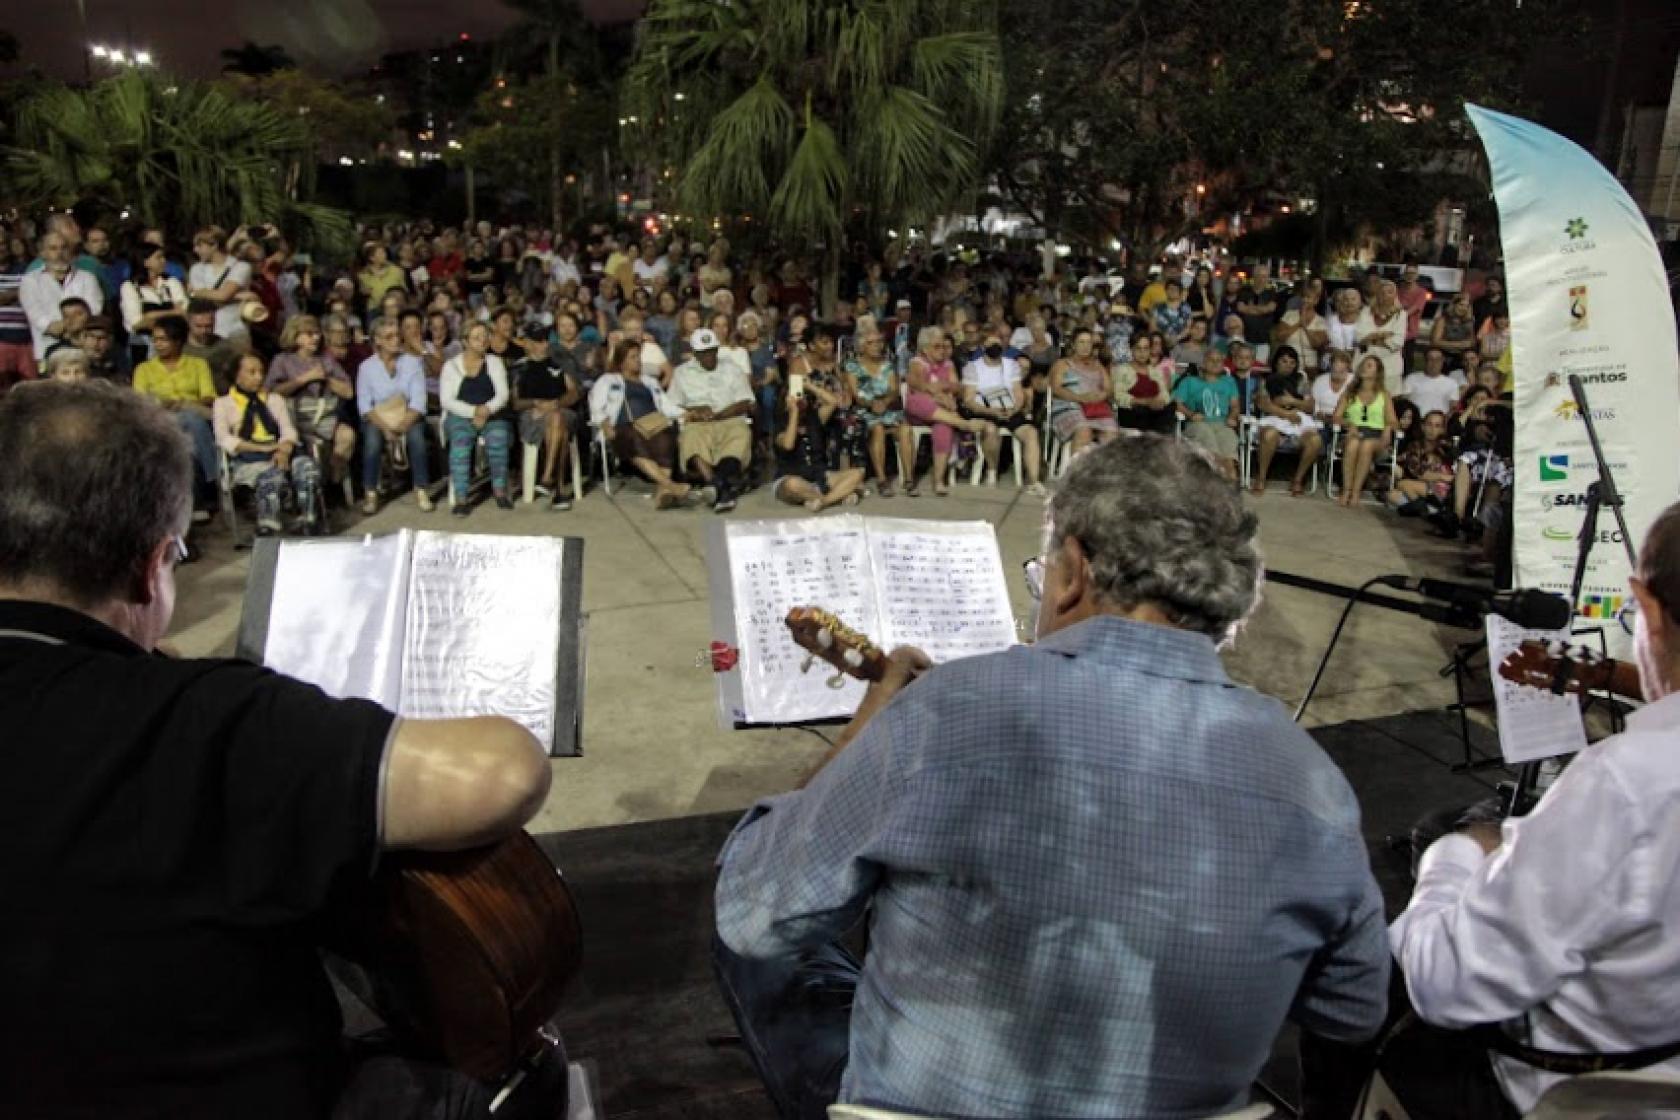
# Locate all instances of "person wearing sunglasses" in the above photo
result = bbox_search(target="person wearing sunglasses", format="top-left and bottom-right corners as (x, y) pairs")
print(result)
(714, 435), (1388, 1119)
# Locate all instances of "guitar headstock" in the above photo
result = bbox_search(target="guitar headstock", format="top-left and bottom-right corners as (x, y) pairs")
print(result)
(785, 607), (886, 683)
(1497, 639), (1614, 697)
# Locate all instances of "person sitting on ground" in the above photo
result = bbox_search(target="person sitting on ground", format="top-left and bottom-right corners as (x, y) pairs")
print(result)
(1252, 345), (1324, 497)
(132, 315), (220, 519)
(0, 381), (566, 1120)
(1111, 332), (1175, 436)
(213, 352), (319, 536)
(770, 366), (866, 512)
(39, 347), (89, 384)
(905, 326), (987, 496)
(1401, 346), (1465, 420)
(1336, 355), (1400, 508)
(961, 323), (1046, 494)
(666, 327), (754, 514)
(714, 435), (1388, 1120)
(1387, 409), (1455, 514)
(356, 320), (433, 515)
(844, 325), (916, 498)
(439, 321), (513, 516)
(511, 322), (584, 511)
(75, 315), (128, 383)
(590, 339), (698, 509)
(1173, 344), (1243, 480)
(1367, 504), (1680, 1119)
(267, 314), (356, 493)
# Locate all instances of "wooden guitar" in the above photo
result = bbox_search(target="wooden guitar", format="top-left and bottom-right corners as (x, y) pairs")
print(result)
(1497, 639), (1643, 702)
(785, 606), (888, 683)
(335, 830), (583, 1083)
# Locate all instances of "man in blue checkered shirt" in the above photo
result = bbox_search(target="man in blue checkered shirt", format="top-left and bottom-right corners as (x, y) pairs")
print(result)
(714, 435), (1390, 1119)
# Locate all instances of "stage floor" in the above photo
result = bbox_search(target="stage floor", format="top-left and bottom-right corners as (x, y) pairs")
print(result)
(174, 472), (1496, 835)
(535, 707), (1509, 1119)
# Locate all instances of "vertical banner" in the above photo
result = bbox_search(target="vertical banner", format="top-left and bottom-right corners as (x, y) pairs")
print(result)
(1467, 104), (1680, 655)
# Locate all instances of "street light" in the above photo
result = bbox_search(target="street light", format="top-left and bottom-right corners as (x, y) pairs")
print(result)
(134, 51), (152, 66)
(90, 44), (109, 59)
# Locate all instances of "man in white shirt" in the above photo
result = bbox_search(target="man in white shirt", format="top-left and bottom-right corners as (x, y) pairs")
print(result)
(959, 325), (1045, 495)
(20, 231), (103, 361)
(1400, 346), (1465, 420)
(631, 240), (669, 288)
(1382, 500), (1680, 1118)
(665, 328), (753, 513)
(549, 242), (581, 289)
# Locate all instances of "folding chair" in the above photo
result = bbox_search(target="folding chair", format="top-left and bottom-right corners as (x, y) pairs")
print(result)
(593, 427), (619, 496)
(521, 436), (586, 504)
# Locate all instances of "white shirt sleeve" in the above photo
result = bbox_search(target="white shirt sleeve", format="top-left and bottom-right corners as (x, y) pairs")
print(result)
(486, 355), (510, 414)
(1390, 752), (1654, 1029)
(439, 357), (472, 419)
(120, 282), (144, 332)
(19, 272), (60, 339)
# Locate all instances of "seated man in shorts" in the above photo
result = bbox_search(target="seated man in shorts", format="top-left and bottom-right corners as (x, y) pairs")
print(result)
(960, 323), (1046, 495)
(511, 322), (583, 510)
(772, 370), (865, 512)
(1172, 346), (1242, 479)
(666, 328), (753, 514)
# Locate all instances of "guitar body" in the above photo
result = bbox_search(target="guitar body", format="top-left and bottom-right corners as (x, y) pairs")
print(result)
(342, 830), (583, 1082)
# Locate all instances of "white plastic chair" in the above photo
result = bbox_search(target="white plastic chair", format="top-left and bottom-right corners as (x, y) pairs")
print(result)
(1324, 427), (1402, 501)
(593, 427), (618, 496)
(521, 436), (585, 504)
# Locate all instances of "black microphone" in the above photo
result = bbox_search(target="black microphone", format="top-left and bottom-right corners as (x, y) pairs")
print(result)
(1376, 576), (1574, 630)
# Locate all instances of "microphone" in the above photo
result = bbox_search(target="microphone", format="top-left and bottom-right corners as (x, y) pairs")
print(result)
(1376, 576), (1574, 630)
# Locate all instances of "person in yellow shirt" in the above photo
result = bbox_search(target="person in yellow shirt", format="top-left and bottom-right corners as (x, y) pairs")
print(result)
(356, 242), (406, 310)
(1136, 253), (1181, 317)
(133, 315), (219, 515)
(1496, 335), (1513, 393)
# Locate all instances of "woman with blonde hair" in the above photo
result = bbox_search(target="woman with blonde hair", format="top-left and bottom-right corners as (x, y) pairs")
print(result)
(1337, 354), (1400, 507)
(1357, 280), (1407, 396)
(904, 326), (988, 496)
(266, 313), (356, 487)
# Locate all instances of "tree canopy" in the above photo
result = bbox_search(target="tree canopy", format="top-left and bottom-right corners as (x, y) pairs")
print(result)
(220, 41), (296, 77)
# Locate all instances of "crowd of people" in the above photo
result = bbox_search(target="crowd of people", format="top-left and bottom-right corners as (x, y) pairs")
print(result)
(0, 211), (1512, 568)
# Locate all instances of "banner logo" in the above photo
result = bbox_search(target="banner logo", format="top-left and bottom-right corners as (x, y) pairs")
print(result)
(1569, 285), (1589, 331)
(1579, 593), (1623, 620)
(1553, 400), (1617, 423)
(1539, 454), (1570, 481)
(1565, 217), (1590, 240)
(1543, 525), (1575, 541)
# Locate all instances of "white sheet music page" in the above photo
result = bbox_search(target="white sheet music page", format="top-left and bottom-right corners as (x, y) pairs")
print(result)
(725, 516), (875, 724)
(399, 531), (563, 747)
(1487, 614), (1590, 765)
(264, 531), (412, 709)
(867, 518), (1018, 664)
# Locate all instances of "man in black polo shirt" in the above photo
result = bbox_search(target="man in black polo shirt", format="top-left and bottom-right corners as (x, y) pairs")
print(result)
(0, 382), (566, 1118)
(511, 322), (583, 510)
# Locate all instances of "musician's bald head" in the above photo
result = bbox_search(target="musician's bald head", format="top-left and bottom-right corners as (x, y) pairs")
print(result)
(1633, 500), (1680, 698)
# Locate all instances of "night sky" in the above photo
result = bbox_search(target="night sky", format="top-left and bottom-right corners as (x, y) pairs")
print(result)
(6, 0), (642, 80)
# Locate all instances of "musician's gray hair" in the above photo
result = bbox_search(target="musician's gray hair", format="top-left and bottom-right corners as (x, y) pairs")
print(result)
(1048, 435), (1263, 642)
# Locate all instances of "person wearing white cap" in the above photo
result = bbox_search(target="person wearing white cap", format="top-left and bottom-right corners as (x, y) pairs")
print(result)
(666, 327), (754, 513)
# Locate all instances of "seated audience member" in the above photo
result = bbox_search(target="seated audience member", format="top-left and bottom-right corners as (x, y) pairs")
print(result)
(1173, 346), (1242, 479)
(132, 315), (220, 516)
(714, 435), (1388, 1119)
(1273, 276), (1330, 373)
(770, 367), (866, 512)
(1312, 349), (1357, 426)
(791, 325), (868, 470)
(120, 241), (188, 367)
(1428, 290), (1478, 362)
(590, 339), (697, 509)
(40, 347), (89, 384)
(961, 324), (1046, 493)
(904, 327), (987, 496)
(1049, 327), (1120, 455)
(1479, 307), (1511, 361)
(1401, 347), (1465, 419)
(20, 228), (103, 361)
(1335, 355), (1399, 507)
(267, 314), (356, 491)
(666, 327), (754, 514)
(439, 321), (514, 515)
(76, 315), (128, 383)
(183, 297), (246, 393)
(512, 323), (584, 511)
(1388, 409), (1455, 512)
(1435, 401), (1511, 542)
(213, 352), (319, 535)
(1372, 504), (1680, 1119)
(356, 320), (434, 514)
(1252, 345), (1324, 496)
(44, 297), (92, 357)
(1170, 315), (1211, 371)
(1152, 279), (1194, 348)
(844, 326), (915, 497)
(1111, 332), (1175, 435)
(0, 381), (566, 1119)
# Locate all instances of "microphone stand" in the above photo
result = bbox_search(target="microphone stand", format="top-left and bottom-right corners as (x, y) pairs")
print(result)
(1504, 376), (1638, 815)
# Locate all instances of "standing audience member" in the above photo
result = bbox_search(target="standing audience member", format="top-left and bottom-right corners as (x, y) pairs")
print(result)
(0, 232), (35, 388)
(186, 227), (252, 342)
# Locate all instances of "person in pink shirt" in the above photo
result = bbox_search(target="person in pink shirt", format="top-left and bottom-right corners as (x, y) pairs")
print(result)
(1395, 262), (1432, 369)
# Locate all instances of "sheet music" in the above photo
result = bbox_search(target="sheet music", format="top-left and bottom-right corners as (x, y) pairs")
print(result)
(264, 531), (412, 709)
(726, 517), (875, 724)
(868, 518), (1018, 664)
(1487, 614), (1590, 765)
(399, 531), (563, 746)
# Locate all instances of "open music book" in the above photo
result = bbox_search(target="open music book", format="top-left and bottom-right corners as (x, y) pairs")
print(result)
(240, 530), (585, 755)
(706, 516), (1018, 726)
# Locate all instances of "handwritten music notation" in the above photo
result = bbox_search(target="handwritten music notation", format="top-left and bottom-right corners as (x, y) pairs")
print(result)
(871, 527), (1016, 663)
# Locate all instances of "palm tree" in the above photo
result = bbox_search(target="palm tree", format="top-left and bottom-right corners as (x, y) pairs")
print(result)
(627, 0), (1003, 312)
(220, 40), (295, 76)
(4, 71), (351, 255)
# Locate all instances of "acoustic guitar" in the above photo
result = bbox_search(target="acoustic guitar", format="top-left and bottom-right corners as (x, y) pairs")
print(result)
(785, 606), (888, 683)
(334, 830), (583, 1083)
(1496, 639), (1643, 702)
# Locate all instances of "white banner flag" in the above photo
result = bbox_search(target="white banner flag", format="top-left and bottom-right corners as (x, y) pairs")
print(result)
(1467, 103), (1680, 654)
